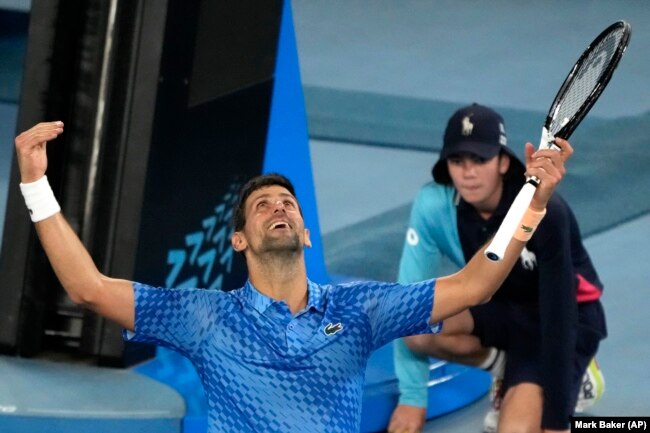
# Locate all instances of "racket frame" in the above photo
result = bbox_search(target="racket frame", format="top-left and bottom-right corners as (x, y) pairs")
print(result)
(484, 20), (631, 262)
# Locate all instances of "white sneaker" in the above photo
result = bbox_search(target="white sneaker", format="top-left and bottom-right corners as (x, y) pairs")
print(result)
(482, 351), (505, 433)
(482, 405), (500, 433)
(575, 357), (605, 412)
(483, 394), (501, 433)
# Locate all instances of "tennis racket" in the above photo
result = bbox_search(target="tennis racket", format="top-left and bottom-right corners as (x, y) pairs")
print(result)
(485, 20), (631, 261)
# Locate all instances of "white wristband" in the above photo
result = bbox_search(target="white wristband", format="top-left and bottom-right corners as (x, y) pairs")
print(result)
(19, 176), (61, 222)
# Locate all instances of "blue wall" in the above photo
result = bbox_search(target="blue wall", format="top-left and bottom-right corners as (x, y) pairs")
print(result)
(263, 0), (328, 283)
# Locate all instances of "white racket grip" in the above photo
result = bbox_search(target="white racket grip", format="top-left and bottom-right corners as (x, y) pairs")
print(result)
(484, 181), (537, 261)
(540, 126), (560, 151)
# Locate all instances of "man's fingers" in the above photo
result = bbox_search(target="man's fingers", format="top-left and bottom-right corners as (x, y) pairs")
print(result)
(527, 160), (562, 183)
(33, 120), (64, 131)
(21, 132), (58, 145)
(526, 158), (563, 188)
(552, 138), (574, 162)
(528, 138), (573, 159)
(527, 138), (573, 180)
(14, 121), (65, 183)
(16, 121), (64, 149)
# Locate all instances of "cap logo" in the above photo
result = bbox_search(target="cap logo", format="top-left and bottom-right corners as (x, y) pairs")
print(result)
(499, 122), (507, 146)
(461, 115), (474, 136)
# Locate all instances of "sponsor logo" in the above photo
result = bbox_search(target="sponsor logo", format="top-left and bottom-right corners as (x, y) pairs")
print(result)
(499, 122), (507, 146)
(461, 115), (474, 136)
(521, 224), (534, 233)
(406, 228), (419, 246)
(520, 246), (537, 271)
(323, 322), (343, 336)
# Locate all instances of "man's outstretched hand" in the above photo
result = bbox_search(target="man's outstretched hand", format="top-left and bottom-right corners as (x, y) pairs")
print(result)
(15, 121), (64, 183)
(525, 137), (573, 211)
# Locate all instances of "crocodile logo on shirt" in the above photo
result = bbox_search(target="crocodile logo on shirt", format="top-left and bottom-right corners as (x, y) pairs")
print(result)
(323, 322), (343, 336)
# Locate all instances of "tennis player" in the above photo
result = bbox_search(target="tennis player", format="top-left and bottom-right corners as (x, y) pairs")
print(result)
(388, 104), (606, 433)
(15, 120), (571, 433)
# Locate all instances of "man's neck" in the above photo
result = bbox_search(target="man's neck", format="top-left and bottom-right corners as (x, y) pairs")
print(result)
(247, 253), (309, 314)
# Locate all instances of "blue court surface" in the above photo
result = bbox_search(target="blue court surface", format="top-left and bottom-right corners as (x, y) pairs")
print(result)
(1, 1), (649, 432)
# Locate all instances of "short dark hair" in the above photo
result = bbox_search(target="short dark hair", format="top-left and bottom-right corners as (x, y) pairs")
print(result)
(232, 173), (299, 232)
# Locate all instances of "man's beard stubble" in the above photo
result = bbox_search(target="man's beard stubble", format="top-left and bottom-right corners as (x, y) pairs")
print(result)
(258, 231), (302, 261)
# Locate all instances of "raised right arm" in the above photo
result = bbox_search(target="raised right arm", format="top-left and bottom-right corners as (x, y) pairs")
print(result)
(430, 139), (573, 324)
(15, 122), (135, 331)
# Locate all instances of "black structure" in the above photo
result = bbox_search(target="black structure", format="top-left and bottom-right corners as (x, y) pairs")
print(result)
(0, 0), (283, 366)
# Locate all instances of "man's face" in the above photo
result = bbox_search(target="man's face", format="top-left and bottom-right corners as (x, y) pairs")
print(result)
(231, 185), (311, 256)
(447, 152), (510, 211)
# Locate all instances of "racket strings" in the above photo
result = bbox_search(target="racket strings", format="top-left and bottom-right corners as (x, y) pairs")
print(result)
(549, 28), (627, 134)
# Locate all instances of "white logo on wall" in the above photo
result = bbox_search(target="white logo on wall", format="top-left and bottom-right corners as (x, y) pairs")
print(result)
(461, 115), (474, 136)
(165, 181), (241, 290)
(406, 228), (419, 246)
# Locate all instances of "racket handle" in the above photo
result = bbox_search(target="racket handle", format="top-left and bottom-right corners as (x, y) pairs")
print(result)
(540, 126), (560, 151)
(484, 180), (538, 261)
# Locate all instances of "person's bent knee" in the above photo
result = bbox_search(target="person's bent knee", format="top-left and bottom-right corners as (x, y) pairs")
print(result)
(404, 334), (465, 359)
(404, 334), (435, 354)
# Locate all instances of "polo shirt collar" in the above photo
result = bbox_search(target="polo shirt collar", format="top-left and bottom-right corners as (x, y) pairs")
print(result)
(242, 279), (326, 315)
(306, 279), (326, 312)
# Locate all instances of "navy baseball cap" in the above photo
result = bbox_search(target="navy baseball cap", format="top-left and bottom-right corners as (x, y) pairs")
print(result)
(432, 103), (525, 184)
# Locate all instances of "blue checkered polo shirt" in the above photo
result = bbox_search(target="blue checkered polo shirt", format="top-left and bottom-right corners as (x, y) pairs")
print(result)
(125, 278), (439, 432)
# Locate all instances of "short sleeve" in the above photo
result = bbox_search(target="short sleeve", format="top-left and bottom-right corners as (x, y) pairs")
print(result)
(351, 279), (441, 350)
(124, 282), (218, 358)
